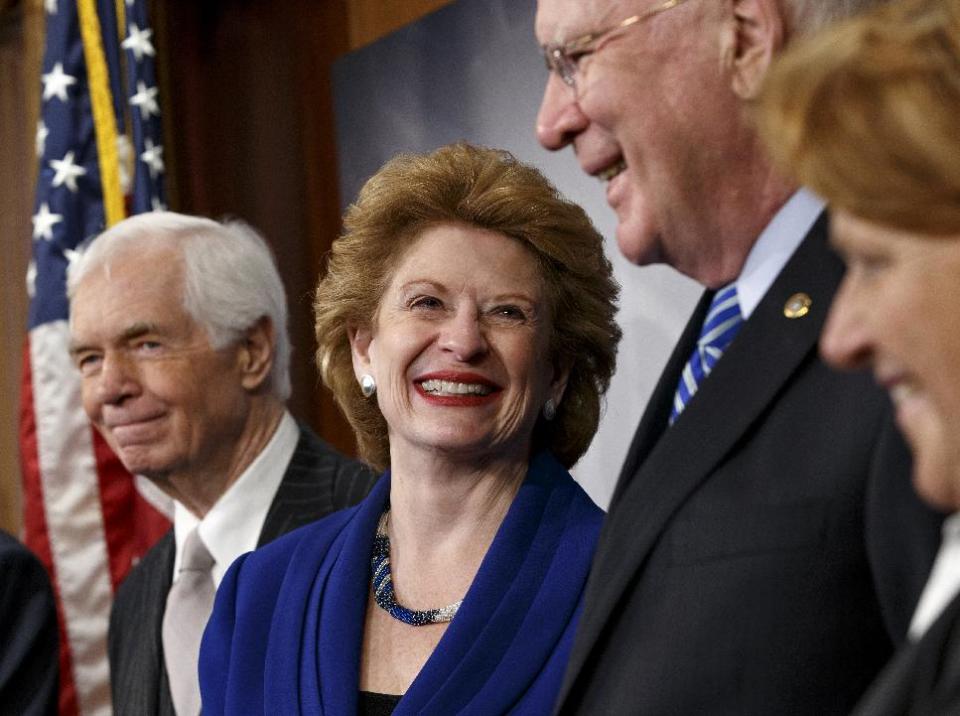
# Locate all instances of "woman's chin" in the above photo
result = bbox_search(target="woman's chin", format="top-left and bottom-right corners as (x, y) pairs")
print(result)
(912, 452), (960, 512)
(402, 427), (531, 465)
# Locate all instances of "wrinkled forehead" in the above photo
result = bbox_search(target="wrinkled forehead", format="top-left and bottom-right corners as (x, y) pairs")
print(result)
(535, 0), (627, 45)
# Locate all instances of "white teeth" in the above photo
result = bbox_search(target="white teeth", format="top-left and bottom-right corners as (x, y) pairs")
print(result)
(597, 160), (627, 182)
(421, 379), (493, 396)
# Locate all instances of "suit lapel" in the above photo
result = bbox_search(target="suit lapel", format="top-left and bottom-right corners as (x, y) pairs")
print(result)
(565, 216), (841, 694)
(851, 635), (926, 715)
(853, 590), (960, 714)
(157, 542), (176, 716)
(257, 426), (333, 547)
(119, 530), (175, 716)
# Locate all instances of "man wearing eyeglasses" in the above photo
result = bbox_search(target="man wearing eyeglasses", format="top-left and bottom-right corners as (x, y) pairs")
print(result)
(535, 0), (944, 713)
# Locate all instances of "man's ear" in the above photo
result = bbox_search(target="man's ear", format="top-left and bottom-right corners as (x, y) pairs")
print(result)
(239, 316), (275, 391)
(721, 0), (785, 99)
(347, 323), (374, 383)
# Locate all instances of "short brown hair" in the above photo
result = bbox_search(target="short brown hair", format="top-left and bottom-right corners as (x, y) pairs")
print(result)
(314, 143), (620, 471)
(757, 0), (960, 234)
(784, 0), (892, 37)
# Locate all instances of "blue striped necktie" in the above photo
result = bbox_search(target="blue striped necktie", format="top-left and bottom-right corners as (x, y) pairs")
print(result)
(670, 284), (744, 424)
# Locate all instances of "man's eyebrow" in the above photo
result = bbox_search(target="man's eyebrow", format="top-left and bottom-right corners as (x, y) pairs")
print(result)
(68, 322), (161, 356)
(117, 322), (161, 341)
(67, 342), (90, 358)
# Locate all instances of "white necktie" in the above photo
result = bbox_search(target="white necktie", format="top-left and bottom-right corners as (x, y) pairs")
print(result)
(162, 528), (215, 715)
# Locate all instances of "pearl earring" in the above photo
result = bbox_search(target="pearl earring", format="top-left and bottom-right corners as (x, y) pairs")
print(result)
(543, 397), (557, 421)
(360, 374), (377, 398)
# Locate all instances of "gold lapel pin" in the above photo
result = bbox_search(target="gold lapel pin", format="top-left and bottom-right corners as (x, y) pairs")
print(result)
(784, 292), (812, 319)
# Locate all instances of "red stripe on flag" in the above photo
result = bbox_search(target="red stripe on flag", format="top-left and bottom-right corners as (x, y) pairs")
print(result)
(19, 340), (80, 716)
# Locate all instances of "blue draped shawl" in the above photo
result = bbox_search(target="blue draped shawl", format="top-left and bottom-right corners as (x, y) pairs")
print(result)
(199, 451), (602, 715)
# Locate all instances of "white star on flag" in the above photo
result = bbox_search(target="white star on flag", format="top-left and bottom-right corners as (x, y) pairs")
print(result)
(64, 248), (82, 269)
(140, 138), (164, 178)
(122, 24), (155, 62)
(26, 260), (37, 298)
(32, 202), (63, 241)
(116, 134), (134, 194)
(130, 81), (160, 120)
(36, 120), (49, 158)
(50, 150), (87, 192)
(151, 196), (167, 212)
(41, 62), (77, 102)
(44, 0), (57, 14)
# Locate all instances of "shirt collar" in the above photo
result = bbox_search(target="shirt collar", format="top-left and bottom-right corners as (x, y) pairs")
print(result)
(172, 410), (299, 586)
(908, 511), (960, 640)
(736, 188), (826, 319)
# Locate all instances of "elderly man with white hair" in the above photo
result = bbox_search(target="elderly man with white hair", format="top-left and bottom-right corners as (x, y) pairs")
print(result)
(534, 0), (944, 712)
(67, 212), (375, 716)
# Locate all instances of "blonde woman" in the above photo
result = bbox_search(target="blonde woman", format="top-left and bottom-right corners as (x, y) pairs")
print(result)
(758, 1), (960, 712)
(199, 143), (620, 715)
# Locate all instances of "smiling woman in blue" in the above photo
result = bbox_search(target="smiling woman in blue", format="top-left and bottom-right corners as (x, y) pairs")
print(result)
(198, 142), (621, 715)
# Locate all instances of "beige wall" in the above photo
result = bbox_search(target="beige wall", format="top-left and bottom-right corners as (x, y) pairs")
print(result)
(0, 0), (451, 535)
(0, 0), (43, 535)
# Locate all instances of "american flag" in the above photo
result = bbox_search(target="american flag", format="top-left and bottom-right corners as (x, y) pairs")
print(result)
(22, 0), (172, 713)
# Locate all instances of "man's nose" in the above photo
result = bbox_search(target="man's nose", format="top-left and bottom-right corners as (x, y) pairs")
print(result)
(536, 72), (588, 151)
(820, 280), (873, 372)
(94, 352), (141, 405)
(438, 310), (488, 363)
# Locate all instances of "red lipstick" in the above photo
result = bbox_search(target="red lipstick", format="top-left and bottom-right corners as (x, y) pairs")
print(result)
(414, 371), (502, 407)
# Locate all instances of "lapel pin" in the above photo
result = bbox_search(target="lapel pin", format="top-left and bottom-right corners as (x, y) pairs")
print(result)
(784, 292), (812, 319)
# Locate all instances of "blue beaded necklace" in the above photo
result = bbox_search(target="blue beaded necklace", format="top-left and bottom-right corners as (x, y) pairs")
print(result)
(370, 508), (462, 626)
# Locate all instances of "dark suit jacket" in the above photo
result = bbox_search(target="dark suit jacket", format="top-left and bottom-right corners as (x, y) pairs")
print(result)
(555, 216), (944, 714)
(0, 531), (59, 716)
(107, 424), (376, 716)
(853, 588), (960, 715)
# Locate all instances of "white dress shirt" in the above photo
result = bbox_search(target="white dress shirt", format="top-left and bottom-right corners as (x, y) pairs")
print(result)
(909, 512), (960, 640)
(736, 188), (826, 319)
(171, 410), (299, 586)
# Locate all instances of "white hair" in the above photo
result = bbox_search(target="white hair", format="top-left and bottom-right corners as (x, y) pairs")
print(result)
(67, 211), (292, 401)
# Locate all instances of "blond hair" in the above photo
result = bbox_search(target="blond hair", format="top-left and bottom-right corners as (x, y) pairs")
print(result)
(314, 143), (620, 471)
(757, 0), (960, 234)
(783, 0), (891, 36)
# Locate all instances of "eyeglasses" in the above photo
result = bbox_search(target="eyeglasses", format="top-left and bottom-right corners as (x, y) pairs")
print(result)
(541, 0), (690, 91)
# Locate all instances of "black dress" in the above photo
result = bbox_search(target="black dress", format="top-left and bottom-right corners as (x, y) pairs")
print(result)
(357, 691), (401, 716)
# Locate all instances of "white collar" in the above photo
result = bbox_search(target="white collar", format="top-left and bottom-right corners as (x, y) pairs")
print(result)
(172, 410), (299, 586)
(736, 188), (826, 319)
(909, 511), (960, 640)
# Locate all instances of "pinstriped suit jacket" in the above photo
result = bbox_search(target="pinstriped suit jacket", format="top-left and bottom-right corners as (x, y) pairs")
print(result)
(107, 424), (376, 716)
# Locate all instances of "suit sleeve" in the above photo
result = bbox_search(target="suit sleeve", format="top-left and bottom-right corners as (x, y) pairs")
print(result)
(0, 538), (59, 716)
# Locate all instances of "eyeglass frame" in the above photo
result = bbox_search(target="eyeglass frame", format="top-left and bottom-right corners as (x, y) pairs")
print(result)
(541, 0), (690, 90)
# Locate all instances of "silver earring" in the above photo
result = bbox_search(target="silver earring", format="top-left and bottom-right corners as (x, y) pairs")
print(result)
(543, 398), (557, 421)
(360, 374), (376, 398)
